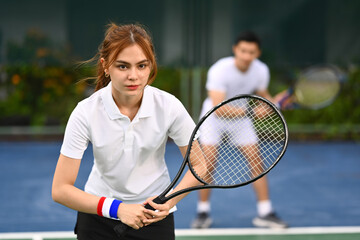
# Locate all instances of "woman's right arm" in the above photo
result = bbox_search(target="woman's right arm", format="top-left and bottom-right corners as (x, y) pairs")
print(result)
(52, 154), (148, 229)
(52, 154), (100, 214)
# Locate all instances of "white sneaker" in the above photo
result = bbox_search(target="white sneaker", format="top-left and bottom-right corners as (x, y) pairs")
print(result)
(191, 212), (213, 229)
(252, 212), (288, 228)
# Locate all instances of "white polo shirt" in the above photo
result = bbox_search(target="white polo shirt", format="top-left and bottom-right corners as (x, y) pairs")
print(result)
(60, 82), (195, 204)
(199, 57), (269, 145)
(201, 56), (270, 116)
(206, 57), (269, 99)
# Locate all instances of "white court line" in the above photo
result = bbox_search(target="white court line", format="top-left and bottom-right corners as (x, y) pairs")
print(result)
(0, 227), (360, 239)
(0, 231), (75, 239)
(175, 226), (360, 236)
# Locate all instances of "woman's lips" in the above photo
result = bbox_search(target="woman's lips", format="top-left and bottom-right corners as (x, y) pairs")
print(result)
(126, 85), (139, 90)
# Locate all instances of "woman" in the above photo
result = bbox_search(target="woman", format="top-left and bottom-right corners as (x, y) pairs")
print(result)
(52, 23), (201, 240)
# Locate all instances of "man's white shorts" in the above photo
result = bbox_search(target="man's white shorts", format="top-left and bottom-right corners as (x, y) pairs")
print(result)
(199, 99), (258, 146)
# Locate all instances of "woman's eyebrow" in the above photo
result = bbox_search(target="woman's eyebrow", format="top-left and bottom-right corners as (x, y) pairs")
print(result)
(115, 59), (149, 64)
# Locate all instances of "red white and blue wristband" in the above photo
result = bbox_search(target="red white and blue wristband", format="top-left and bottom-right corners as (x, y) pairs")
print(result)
(97, 197), (122, 219)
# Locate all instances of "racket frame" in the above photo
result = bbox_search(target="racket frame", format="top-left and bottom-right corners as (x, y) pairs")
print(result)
(155, 94), (289, 203)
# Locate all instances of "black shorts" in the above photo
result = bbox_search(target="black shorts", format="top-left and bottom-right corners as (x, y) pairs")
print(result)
(74, 212), (175, 240)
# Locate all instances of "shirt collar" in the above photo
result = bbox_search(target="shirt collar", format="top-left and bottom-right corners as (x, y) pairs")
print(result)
(101, 82), (153, 120)
(138, 85), (153, 118)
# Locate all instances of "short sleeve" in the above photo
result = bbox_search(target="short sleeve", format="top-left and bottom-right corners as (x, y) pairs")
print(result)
(167, 97), (196, 147)
(60, 104), (90, 159)
(256, 64), (270, 91)
(205, 65), (227, 92)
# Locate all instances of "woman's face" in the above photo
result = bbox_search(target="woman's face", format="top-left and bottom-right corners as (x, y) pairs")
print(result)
(105, 44), (151, 100)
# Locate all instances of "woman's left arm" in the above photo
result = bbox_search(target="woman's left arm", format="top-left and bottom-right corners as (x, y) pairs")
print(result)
(142, 145), (203, 225)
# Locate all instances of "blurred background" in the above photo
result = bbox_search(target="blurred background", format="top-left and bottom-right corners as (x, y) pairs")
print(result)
(0, 0), (360, 237)
(0, 0), (359, 140)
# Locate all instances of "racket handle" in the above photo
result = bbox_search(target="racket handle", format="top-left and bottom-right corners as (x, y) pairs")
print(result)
(278, 88), (294, 110)
(113, 196), (165, 237)
(113, 222), (130, 238)
(144, 196), (165, 209)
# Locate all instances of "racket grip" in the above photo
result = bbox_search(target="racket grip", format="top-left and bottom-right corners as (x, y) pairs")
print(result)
(113, 196), (164, 237)
(113, 222), (130, 238)
(144, 196), (164, 210)
(278, 88), (293, 109)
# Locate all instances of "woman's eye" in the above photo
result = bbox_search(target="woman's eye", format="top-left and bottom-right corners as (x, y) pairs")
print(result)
(138, 64), (147, 69)
(118, 65), (127, 70)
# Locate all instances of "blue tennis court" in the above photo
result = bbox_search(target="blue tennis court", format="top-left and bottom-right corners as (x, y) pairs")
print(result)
(0, 140), (359, 238)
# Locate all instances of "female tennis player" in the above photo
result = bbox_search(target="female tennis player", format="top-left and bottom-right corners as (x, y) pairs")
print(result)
(52, 23), (202, 240)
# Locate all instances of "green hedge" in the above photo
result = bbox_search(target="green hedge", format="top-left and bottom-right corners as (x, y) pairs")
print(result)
(0, 64), (92, 126)
(278, 67), (360, 140)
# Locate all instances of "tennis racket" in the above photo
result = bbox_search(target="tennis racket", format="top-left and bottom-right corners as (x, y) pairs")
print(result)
(278, 64), (345, 110)
(114, 94), (288, 237)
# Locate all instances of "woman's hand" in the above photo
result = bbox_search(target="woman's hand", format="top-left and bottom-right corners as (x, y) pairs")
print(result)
(141, 196), (171, 226)
(117, 203), (147, 230)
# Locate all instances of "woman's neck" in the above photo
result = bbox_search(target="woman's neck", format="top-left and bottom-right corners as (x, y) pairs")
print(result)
(112, 93), (143, 121)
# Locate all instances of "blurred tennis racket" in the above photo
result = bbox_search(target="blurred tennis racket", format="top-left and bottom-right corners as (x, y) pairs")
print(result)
(114, 95), (288, 237)
(278, 64), (346, 110)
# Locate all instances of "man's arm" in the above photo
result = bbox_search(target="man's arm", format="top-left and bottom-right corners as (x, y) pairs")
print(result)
(208, 90), (226, 106)
(256, 89), (274, 102)
(256, 89), (289, 107)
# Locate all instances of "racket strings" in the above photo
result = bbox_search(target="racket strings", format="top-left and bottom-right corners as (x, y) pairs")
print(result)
(188, 97), (286, 186)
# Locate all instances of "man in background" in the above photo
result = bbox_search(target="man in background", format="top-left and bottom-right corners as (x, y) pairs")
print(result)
(191, 31), (288, 229)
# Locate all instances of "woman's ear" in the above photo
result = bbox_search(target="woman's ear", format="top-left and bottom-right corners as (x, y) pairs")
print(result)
(100, 58), (107, 73)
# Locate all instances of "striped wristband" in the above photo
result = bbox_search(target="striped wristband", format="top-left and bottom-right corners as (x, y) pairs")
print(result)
(97, 197), (122, 219)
